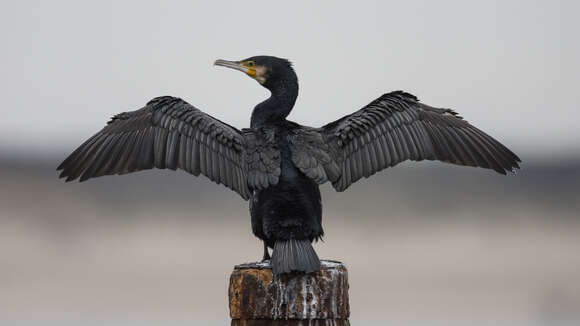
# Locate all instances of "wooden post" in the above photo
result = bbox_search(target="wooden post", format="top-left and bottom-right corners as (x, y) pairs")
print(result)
(229, 260), (350, 326)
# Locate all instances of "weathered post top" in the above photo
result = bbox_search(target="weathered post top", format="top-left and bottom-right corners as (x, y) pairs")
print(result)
(229, 260), (350, 326)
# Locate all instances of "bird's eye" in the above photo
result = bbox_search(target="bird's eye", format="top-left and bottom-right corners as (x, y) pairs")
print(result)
(248, 61), (255, 67)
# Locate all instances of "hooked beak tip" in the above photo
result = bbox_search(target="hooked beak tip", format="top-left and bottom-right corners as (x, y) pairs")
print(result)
(213, 59), (248, 73)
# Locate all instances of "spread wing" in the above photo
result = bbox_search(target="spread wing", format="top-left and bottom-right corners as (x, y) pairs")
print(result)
(57, 96), (251, 200)
(321, 91), (521, 191)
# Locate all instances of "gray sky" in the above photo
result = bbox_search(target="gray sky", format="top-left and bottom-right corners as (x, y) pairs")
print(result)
(1, 0), (578, 161)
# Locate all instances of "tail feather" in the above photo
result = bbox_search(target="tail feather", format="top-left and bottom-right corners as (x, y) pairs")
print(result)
(271, 239), (321, 275)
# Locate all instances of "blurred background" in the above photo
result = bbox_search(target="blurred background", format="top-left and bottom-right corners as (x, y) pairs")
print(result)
(1, 1), (578, 325)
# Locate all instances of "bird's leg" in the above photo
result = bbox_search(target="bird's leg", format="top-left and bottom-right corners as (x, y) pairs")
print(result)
(261, 242), (270, 261)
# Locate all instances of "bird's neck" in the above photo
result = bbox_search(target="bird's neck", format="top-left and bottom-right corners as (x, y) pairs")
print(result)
(251, 75), (298, 128)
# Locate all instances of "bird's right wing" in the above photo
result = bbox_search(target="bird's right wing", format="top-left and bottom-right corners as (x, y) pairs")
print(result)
(57, 96), (251, 200)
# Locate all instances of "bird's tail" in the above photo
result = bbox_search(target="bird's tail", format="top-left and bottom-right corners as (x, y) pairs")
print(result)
(271, 238), (321, 275)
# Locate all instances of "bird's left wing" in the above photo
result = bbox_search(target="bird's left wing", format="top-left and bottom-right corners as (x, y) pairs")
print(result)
(57, 96), (251, 199)
(320, 91), (521, 192)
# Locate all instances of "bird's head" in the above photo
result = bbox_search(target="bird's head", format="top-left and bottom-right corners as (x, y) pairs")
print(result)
(214, 55), (296, 91)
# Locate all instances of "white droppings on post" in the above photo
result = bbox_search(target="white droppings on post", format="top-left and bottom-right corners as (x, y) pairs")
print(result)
(308, 276), (319, 319)
(320, 260), (343, 268)
(330, 267), (338, 316)
(271, 276), (286, 319)
(301, 277), (308, 317)
(230, 260), (349, 322)
(253, 261), (271, 268)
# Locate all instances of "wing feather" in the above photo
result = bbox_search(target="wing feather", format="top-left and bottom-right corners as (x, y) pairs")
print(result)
(57, 96), (251, 200)
(321, 91), (521, 191)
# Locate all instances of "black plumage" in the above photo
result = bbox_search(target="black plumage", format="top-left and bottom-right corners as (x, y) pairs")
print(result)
(58, 55), (521, 275)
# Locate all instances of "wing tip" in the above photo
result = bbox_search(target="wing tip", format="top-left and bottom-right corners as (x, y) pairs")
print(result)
(58, 172), (77, 183)
(492, 158), (521, 176)
(507, 162), (522, 175)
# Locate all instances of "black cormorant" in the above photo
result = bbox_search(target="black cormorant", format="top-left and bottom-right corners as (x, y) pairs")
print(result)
(57, 55), (521, 275)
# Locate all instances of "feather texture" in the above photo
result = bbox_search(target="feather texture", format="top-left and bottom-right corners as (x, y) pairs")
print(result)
(321, 91), (521, 191)
(57, 96), (251, 199)
(58, 92), (521, 199)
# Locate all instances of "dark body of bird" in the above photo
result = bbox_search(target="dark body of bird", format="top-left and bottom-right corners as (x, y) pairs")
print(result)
(250, 120), (324, 272)
(57, 55), (521, 275)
